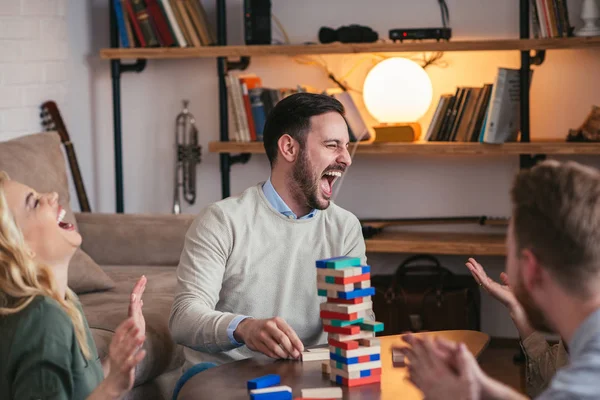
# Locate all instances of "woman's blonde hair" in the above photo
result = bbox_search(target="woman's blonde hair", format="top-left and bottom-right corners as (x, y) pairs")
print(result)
(0, 171), (91, 359)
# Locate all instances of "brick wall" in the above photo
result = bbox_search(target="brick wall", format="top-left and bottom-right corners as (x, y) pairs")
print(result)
(0, 0), (67, 141)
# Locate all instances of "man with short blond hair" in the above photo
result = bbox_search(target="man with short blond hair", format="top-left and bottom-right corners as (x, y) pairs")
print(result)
(401, 160), (600, 399)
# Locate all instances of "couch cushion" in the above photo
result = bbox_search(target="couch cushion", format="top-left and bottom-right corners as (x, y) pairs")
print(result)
(0, 132), (115, 294)
(80, 265), (184, 386)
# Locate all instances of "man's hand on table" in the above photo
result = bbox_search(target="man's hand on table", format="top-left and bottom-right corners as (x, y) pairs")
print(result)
(234, 317), (304, 359)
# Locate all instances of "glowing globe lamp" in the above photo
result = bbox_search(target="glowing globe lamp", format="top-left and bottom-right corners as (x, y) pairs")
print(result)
(363, 57), (433, 142)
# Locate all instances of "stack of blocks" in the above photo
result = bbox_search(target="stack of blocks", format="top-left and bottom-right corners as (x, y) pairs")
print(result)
(316, 256), (384, 387)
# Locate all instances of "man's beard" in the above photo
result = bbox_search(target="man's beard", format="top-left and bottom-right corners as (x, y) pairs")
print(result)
(513, 274), (554, 333)
(291, 150), (344, 211)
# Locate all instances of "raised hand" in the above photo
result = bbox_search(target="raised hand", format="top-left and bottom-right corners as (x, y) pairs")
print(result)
(398, 334), (484, 400)
(104, 318), (146, 396)
(465, 258), (518, 310)
(234, 317), (304, 359)
(128, 275), (146, 338)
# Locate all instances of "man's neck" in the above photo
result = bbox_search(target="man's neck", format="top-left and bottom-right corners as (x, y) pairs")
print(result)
(547, 289), (600, 345)
(270, 170), (311, 218)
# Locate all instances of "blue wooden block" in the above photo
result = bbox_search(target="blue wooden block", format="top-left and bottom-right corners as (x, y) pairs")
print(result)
(250, 392), (292, 400)
(247, 374), (281, 390)
(316, 256), (361, 269)
(370, 354), (380, 361)
(338, 287), (375, 300)
(361, 265), (371, 274)
(330, 353), (357, 365)
(316, 256), (347, 269)
(360, 369), (371, 378)
(336, 375), (344, 385)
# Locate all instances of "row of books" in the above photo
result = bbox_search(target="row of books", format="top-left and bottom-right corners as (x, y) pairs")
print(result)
(112, 0), (215, 48)
(426, 68), (529, 144)
(226, 74), (307, 142)
(226, 74), (373, 143)
(530, 0), (572, 38)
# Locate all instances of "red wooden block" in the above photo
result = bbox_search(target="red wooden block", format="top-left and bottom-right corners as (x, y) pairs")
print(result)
(370, 368), (382, 376)
(358, 355), (371, 363)
(342, 374), (382, 387)
(320, 310), (358, 321)
(328, 338), (359, 350)
(327, 297), (363, 304)
(323, 324), (360, 335)
(334, 273), (371, 285)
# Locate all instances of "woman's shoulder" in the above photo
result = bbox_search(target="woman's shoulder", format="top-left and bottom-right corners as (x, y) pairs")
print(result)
(9, 295), (74, 336)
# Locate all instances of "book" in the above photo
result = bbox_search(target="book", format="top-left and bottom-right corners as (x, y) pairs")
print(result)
(326, 88), (372, 142)
(482, 68), (532, 144)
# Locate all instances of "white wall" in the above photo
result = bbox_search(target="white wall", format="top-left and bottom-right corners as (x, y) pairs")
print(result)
(63, 0), (600, 338)
(0, 0), (68, 141)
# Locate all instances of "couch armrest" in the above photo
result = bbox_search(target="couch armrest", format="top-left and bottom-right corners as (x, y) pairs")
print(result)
(75, 212), (195, 266)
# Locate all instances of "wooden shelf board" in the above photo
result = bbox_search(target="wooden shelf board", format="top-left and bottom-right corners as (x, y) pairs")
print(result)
(365, 231), (506, 255)
(100, 37), (600, 59)
(208, 141), (600, 155)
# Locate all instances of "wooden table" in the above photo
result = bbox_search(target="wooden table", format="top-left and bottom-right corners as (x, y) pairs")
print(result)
(178, 330), (489, 400)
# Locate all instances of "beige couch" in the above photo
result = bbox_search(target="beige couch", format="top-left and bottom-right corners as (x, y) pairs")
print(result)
(0, 132), (195, 400)
(77, 212), (194, 400)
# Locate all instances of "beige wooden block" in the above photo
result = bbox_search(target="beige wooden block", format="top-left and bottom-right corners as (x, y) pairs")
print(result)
(359, 337), (381, 347)
(301, 387), (343, 399)
(317, 266), (363, 278)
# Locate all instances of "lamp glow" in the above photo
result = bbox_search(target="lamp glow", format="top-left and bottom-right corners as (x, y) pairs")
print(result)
(363, 57), (433, 124)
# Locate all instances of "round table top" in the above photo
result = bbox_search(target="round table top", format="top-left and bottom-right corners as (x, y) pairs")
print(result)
(178, 330), (490, 400)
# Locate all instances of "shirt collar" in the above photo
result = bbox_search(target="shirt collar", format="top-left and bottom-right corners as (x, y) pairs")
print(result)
(569, 307), (600, 359)
(262, 177), (317, 220)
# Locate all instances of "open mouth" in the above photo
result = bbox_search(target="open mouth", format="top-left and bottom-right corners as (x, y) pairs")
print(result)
(320, 170), (342, 198)
(57, 207), (75, 231)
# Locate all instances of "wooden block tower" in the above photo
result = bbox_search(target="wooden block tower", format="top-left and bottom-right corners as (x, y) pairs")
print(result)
(316, 256), (384, 387)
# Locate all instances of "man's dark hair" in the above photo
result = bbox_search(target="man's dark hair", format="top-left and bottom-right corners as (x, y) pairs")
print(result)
(262, 92), (345, 166)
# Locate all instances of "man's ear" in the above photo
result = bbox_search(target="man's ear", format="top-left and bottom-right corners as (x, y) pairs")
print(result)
(520, 248), (543, 292)
(277, 134), (299, 163)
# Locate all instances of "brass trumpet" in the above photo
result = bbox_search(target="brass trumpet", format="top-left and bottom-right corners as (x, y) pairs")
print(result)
(173, 100), (201, 214)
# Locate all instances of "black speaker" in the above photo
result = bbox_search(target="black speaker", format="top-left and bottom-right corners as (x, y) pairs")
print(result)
(244, 0), (271, 45)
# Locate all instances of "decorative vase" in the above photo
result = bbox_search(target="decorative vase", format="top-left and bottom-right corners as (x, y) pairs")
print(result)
(576, 0), (600, 37)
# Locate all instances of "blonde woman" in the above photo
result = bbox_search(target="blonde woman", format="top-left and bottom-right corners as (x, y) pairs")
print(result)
(0, 171), (147, 399)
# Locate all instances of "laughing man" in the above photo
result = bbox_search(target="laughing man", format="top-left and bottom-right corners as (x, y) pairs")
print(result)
(169, 93), (367, 369)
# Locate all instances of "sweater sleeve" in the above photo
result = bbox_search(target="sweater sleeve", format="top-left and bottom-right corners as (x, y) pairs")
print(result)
(521, 332), (568, 397)
(169, 204), (243, 353)
(343, 214), (367, 265)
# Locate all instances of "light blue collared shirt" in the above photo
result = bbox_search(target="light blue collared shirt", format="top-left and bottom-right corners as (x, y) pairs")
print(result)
(226, 178), (318, 346)
(538, 307), (600, 399)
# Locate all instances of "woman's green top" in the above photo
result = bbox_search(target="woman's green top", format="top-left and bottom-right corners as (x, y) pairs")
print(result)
(0, 295), (104, 399)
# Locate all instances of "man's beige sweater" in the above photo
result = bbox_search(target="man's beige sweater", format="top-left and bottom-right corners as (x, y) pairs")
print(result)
(169, 183), (367, 367)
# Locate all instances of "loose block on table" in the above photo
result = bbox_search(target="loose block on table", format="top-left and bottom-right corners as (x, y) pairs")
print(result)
(300, 387), (343, 398)
(247, 374), (281, 390)
(301, 351), (329, 362)
(249, 385), (292, 400)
